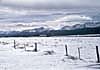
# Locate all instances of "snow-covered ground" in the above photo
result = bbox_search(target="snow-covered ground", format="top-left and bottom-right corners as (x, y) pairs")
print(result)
(0, 37), (100, 70)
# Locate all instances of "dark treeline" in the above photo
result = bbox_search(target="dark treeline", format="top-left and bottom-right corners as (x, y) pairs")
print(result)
(0, 26), (100, 37)
(47, 26), (100, 36)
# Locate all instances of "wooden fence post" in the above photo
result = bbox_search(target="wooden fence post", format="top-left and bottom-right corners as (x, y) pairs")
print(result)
(34, 43), (37, 52)
(14, 40), (16, 49)
(65, 45), (68, 56)
(96, 46), (100, 63)
(78, 48), (81, 59)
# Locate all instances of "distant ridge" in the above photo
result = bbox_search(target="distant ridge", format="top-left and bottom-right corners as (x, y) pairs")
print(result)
(0, 26), (100, 37)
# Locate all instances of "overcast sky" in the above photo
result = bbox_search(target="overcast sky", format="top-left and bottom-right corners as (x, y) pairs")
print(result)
(0, 0), (100, 9)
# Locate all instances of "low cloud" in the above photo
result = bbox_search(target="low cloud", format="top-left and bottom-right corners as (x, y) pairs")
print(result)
(0, 0), (100, 9)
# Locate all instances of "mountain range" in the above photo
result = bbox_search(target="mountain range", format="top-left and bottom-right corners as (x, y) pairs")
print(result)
(0, 21), (100, 37)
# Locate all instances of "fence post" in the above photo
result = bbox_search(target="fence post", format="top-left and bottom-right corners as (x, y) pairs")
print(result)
(96, 46), (100, 63)
(78, 48), (81, 59)
(14, 40), (16, 49)
(34, 43), (37, 52)
(65, 45), (68, 56)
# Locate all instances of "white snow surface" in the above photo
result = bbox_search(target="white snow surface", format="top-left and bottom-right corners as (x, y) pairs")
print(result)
(0, 37), (100, 70)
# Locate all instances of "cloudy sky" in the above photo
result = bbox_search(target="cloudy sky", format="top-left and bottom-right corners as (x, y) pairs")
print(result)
(0, 0), (100, 9)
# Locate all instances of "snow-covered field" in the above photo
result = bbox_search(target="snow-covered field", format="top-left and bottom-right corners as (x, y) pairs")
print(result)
(0, 37), (100, 70)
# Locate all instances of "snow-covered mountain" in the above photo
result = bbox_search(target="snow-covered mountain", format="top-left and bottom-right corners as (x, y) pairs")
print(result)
(61, 21), (100, 30)
(0, 21), (99, 37)
(0, 7), (100, 36)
